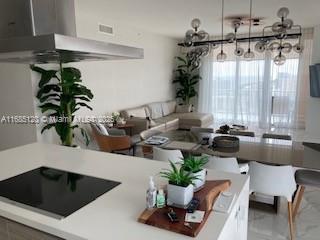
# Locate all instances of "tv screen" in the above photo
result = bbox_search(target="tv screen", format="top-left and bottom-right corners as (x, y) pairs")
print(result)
(310, 64), (320, 97)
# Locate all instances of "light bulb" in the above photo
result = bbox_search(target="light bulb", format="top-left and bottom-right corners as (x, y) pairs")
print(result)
(277, 7), (290, 19)
(244, 49), (255, 60)
(226, 33), (236, 43)
(255, 41), (266, 53)
(293, 43), (304, 53)
(217, 50), (227, 62)
(282, 42), (292, 53)
(184, 37), (193, 47)
(272, 22), (282, 33)
(268, 42), (281, 52)
(198, 30), (209, 40)
(211, 43), (219, 49)
(234, 47), (244, 56)
(191, 18), (201, 29)
(185, 29), (195, 38)
(283, 19), (294, 29)
(274, 53), (286, 65)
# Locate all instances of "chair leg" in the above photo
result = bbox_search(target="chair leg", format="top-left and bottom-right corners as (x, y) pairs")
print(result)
(288, 202), (295, 240)
(293, 185), (305, 220)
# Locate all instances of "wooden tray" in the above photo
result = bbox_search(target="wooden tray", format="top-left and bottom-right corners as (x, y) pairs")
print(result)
(138, 180), (231, 237)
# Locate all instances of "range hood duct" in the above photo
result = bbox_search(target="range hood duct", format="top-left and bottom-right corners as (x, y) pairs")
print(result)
(0, 0), (144, 63)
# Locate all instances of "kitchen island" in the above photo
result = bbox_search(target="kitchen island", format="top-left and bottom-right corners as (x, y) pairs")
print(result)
(0, 143), (249, 240)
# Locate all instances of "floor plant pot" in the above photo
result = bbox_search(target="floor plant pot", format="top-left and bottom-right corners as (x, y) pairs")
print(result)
(167, 183), (193, 207)
(192, 169), (207, 192)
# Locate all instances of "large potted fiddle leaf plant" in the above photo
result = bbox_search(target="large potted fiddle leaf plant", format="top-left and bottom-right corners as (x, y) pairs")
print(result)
(31, 63), (93, 147)
(172, 55), (201, 105)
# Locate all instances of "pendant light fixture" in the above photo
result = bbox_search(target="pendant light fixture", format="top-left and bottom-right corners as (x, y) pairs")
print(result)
(233, 21), (244, 57)
(182, 1), (303, 66)
(217, 0), (227, 62)
(244, 0), (255, 60)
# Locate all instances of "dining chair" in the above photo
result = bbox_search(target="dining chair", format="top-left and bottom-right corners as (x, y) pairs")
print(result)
(91, 123), (137, 155)
(248, 161), (296, 240)
(204, 155), (249, 174)
(293, 169), (320, 219)
(262, 133), (292, 140)
(152, 147), (183, 163)
(205, 156), (241, 174)
(190, 127), (214, 133)
(229, 130), (255, 137)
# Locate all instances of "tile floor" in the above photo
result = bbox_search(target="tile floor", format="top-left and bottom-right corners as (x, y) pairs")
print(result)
(248, 187), (320, 240)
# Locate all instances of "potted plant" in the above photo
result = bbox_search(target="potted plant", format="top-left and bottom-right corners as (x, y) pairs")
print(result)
(31, 62), (93, 147)
(160, 161), (198, 207)
(172, 55), (201, 105)
(182, 155), (209, 191)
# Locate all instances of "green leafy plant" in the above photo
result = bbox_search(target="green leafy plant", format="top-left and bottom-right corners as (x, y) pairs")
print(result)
(172, 55), (201, 104)
(160, 160), (199, 187)
(182, 155), (209, 173)
(31, 62), (93, 147)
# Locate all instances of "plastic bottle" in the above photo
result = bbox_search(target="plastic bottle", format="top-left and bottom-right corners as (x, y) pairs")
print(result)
(156, 189), (166, 208)
(146, 176), (157, 209)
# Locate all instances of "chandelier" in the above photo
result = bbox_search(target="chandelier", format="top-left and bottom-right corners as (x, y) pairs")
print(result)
(181, 0), (303, 66)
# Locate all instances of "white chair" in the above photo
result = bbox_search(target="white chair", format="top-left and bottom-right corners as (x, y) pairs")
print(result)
(248, 161), (296, 240)
(190, 127), (214, 133)
(205, 156), (241, 174)
(152, 147), (183, 163)
(204, 155), (249, 174)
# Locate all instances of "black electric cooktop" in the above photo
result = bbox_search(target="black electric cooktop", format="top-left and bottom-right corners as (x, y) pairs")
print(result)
(0, 167), (121, 219)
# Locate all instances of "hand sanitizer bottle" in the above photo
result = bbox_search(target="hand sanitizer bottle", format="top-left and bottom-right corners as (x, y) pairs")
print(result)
(156, 189), (166, 208)
(146, 176), (157, 209)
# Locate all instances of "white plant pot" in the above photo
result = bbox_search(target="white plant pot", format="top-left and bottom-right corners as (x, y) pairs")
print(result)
(167, 183), (194, 207)
(192, 169), (207, 192)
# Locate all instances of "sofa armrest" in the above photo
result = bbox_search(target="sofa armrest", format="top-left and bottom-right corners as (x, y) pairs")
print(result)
(126, 117), (149, 135)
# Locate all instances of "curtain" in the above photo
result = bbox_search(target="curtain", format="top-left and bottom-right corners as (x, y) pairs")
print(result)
(198, 29), (313, 129)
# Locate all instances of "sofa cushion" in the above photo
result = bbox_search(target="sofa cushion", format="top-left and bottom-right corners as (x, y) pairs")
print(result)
(162, 100), (176, 116)
(166, 118), (179, 131)
(147, 102), (163, 119)
(176, 112), (213, 129)
(121, 107), (148, 119)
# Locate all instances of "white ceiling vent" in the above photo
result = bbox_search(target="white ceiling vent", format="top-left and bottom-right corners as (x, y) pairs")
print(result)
(98, 24), (114, 36)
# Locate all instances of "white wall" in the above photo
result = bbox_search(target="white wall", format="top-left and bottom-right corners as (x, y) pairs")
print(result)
(306, 25), (320, 139)
(0, 64), (37, 150)
(73, 0), (178, 116)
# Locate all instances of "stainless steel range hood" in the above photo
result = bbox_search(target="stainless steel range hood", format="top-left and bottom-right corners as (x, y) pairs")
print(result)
(0, 0), (144, 63)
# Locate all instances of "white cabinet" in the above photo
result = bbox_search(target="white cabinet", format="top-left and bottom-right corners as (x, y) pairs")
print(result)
(218, 178), (249, 240)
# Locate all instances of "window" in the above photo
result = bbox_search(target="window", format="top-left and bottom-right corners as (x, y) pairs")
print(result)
(210, 57), (299, 127)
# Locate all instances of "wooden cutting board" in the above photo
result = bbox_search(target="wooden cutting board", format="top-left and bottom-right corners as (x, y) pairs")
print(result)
(138, 180), (231, 237)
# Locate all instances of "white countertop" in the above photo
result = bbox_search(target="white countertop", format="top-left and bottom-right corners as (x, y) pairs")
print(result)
(0, 143), (249, 240)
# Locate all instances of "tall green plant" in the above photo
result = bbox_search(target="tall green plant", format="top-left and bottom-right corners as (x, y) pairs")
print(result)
(31, 62), (93, 147)
(172, 55), (201, 104)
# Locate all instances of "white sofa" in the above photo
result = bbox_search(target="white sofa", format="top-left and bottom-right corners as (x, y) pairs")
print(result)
(120, 100), (213, 135)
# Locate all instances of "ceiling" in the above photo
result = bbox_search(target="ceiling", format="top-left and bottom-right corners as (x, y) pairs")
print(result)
(81, 0), (320, 38)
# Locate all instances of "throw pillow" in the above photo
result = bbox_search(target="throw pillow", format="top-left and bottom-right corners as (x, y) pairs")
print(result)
(95, 122), (109, 136)
(176, 104), (192, 113)
(125, 107), (147, 118)
(162, 100), (176, 116)
(147, 102), (163, 119)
